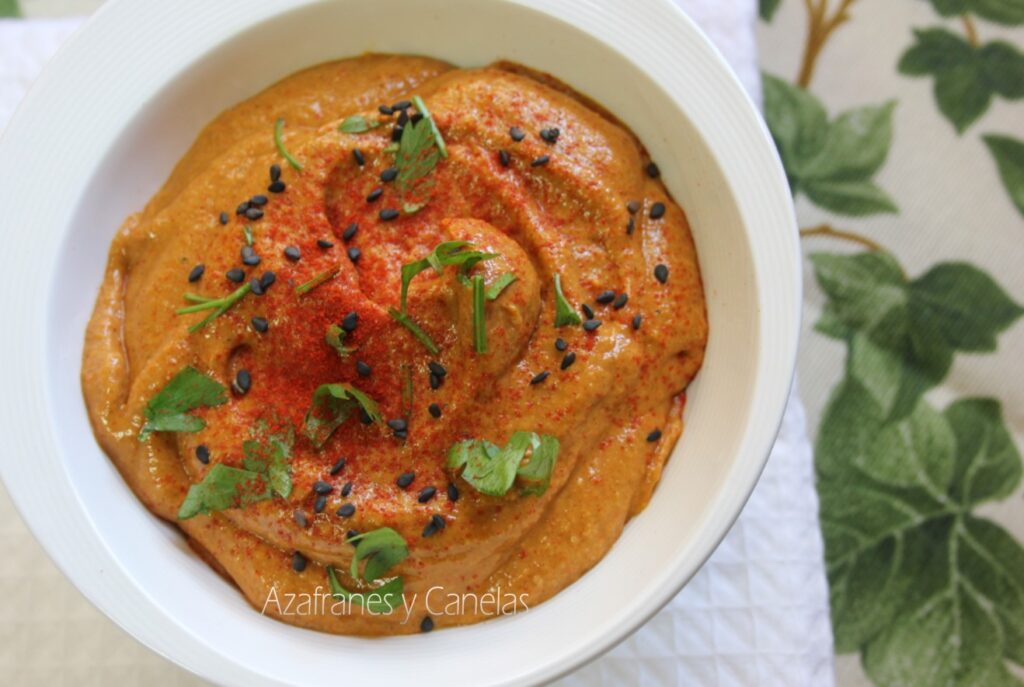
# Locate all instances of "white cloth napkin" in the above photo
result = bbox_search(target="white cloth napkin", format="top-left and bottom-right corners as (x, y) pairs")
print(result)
(0, 5), (834, 685)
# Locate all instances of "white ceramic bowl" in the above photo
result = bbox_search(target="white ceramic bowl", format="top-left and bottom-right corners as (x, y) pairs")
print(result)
(0, 0), (799, 684)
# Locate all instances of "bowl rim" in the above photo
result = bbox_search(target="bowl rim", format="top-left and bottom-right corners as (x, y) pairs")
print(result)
(0, 0), (800, 684)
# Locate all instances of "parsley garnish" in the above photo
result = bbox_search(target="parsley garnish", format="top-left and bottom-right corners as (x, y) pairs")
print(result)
(486, 272), (518, 301)
(338, 115), (382, 134)
(242, 225), (254, 246)
(447, 431), (560, 497)
(412, 96), (448, 159)
(326, 527), (408, 614)
(274, 118), (303, 171)
(177, 282), (252, 332)
(303, 383), (381, 448)
(388, 308), (440, 355)
(325, 324), (356, 358)
(472, 274), (487, 353)
(327, 567), (404, 614)
(295, 266), (339, 295)
(139, 366), (227, 441)
(399, 241), (497, 313)
(177, 420), (295, 519)
(391, 96), (448, 213)
(553, 273), (582, 327)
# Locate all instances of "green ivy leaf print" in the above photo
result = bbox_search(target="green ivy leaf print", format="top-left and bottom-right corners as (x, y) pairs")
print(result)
(760, 0), (782, 21)
(0, 0), (19, 17)
(899, 28), (1024, 133)
(811, 253), (1023, 420)
(763, 74), (898, 216)
(921, 0), (1024, 25)
(984, 134), (1024, 216)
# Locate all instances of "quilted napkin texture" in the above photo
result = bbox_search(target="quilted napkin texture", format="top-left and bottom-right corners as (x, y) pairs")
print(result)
(0, 2), (835, 685)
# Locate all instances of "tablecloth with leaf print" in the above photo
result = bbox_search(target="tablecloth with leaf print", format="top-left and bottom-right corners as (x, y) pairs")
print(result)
(759, 0), (1024, 685)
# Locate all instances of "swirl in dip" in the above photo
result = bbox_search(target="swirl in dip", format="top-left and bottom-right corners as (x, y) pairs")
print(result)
(82, 55), (707, 635)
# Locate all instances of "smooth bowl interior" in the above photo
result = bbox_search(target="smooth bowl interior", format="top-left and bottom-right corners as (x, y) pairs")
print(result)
(1, 0), (798, 685)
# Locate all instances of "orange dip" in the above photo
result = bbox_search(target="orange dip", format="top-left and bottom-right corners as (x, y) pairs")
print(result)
(81, 54), (707, 635)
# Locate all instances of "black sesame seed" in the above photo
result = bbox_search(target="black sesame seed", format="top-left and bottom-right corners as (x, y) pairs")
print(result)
(241, 246), (261, 266)
(387, 418), (408, 432)
(268, 180), (286, 193)
(396, 472), (415, 489)
(219, 212), (229, 225)
(650, 202), (666, 219)
(420, 616), (434, 633)
(392, 99), (411, 111)
(646, 162), (661, 178)
(236, 201), (250, 215)
(561, 352), (577, 370)
(343, 223), (358, 241)
(329, 458), (347, 475)
(284, 245), (301, 261)
(292, 551), (307, 572)
(394, 429), (408, 441)
(341, 311), (359, 332)
(270, 164), (281, 182)
(313, 480), (333, 495)
(632, 314), (643, 330)
(353, 149), (366, 166)
(596, 290), (615, 305)
(380, 208), (400, 221)
(626, 216), (636, 235)
(391, 126), (404, 142)
(314, 494), (327, 513)
(226, 268), (245, 283)
(422, 521), (438, 538)
(431, 514), (445, 530)
(540, 127), (560, 144)
(509, 126), (526, 142)
(581, 303), (595, 319)
(260, 271), (277, 289)
(410, 113), (424, 125)
(347, 247), (361, 263)
(418, 486), (437, 503)
(654, 264), (669, 284)
(429, 403), (442, 418)
(367, 187), (383, 203)
(555, 338), (568, 352)
(447, 482), (459, 502)
(346, 529), (360, 542)
(250, 195), (268, 207)
(397, 106), (410, 123)
(499, 149), (510, 167)
(380, 166), (399, 182)
(428, 361), (447, 378)
(531, 371), (551, 385)
(294, 510), (309, 528)
(233, 369), (252, 395)
(613, 293), (629, 309)
(337, 503), (356, 518)
(379, 104), (394, 115)
(429, 373), (441, 390)
(647, 428), (663, 442)
(195, 444), (210, 464)
(627, 200), (641, 214)
(245, 207), (264, 221)
(251, 316), (269, 333)
(531, 155), (550, 167)
(583, 319), (602, 332)
(188, 264), (205, 282)
(360, 410), (373, 425)
(250, 277), (264, 296)
(341, 481), (353, 497)
(313, 239), (332, 250)
(356, 360), (372, 377)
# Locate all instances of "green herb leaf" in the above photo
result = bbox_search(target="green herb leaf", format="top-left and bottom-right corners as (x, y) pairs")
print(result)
(327, 566), (404, 614)
(139, 366), (227, 441)
(388, 308), (441, 355)
(295, 267), (339, 295)
(243, 225), (254, 246)
(274, 117), (303, 171)
(448, 432), (560, 497)
(472, 275), (487, 353)
(338, 115), (382, 134)
(325, 324), (356, 358)
(412, 95), (448, 158)
(347, 527), (409, 582)
(303, 383), (381, 449)
(241, 421), (294, 499)
(984, 134), (1024, 217)
(176, 282), (252, 332)
(553, 273), (582, 327)
(395, 117), (440, 196)
(399, 240), (497, 313)
(177, 464), (272, 519)
(486, 273), (518, 301)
